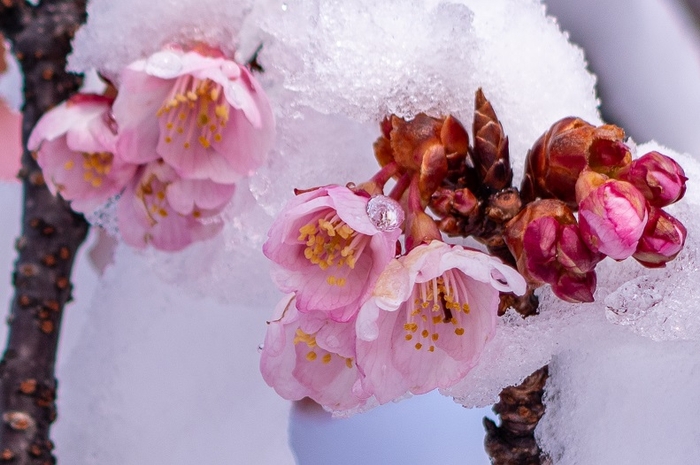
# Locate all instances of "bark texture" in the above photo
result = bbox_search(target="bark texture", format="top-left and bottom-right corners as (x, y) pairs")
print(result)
(0, 1), (88, 463)
(484, 366), (550, 465)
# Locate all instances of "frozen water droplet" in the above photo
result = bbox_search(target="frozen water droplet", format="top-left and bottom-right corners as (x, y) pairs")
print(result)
(257, 343), (264, 352)
(145, 51), (183, 78)
(102, 110), (118, 135)
(221, 61), (241, 79)
(366, 195), (404, 232)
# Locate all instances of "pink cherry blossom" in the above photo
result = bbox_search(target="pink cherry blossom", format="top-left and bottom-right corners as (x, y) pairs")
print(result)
(577, 179), (648, 260)
(621, 151), (687, 207)
(263, 185), (403, 322)
(354, 240), (526, 404)
(28, 94), (137, 213)
(260, 294), (367, 411)
(117, 160), (233, 251)
(112, 47), (275, 184)
(633, 207), (687, 268)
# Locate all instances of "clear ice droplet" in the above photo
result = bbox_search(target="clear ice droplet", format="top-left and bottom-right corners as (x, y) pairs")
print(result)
(145, 51), (183, 78)
(366, 195), (405, 232)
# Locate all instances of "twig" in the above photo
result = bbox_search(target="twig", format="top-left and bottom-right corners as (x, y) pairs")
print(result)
(0, 0), (88, 462)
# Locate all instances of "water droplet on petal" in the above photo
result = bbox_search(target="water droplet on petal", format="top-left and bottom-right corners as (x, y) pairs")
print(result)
(366, 195), (405, 232)
(221, 61), (241, 79)
(145, 51), (183, 78)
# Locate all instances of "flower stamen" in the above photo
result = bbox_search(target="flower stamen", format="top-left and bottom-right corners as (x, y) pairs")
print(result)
(298, 211), (371, 282)
(156, 76), (228, 150)
(405, 270), (471, 350)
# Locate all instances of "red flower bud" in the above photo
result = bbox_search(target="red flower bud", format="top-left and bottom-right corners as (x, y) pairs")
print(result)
(633, 207), (687, 267)
(504, 199), (601, 302)
(521, 117), (627, 208)
(373, 114), (469, 201)
(621, 151), (687, 207)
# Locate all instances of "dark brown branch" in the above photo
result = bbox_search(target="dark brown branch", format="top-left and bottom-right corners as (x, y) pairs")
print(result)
(0, 0), (88, 463)
(484, 366), (550, 465)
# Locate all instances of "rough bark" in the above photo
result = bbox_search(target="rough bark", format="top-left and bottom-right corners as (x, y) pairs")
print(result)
(484, 366), (550, 465)
(0, 1), (88, 463)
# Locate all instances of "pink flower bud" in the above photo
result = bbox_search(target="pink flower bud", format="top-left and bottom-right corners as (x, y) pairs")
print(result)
(578, 179), (648, 260)
(633, 208), (687, 267)
(503, 199), (601, 302)
(621, 151), (687, 207)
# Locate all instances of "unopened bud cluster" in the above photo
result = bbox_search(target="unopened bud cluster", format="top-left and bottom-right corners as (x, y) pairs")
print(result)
(506, 118), (687, 302)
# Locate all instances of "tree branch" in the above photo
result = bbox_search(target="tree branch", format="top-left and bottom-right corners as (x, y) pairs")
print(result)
(0, 0), (88, 462)
(484, 366), (550, 465)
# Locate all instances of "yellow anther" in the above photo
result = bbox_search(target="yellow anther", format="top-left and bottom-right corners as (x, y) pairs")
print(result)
(455, 328), (465, 336)
(166, 122), (174, 129)
(327, 275), (337, 286)
(428, 346), (435, 352)
(404, 323), (418, 333)
(294, 329), (317, 348)
(156, 191), (165, 201)
(215, 104), (229, 120)
(91, 178), (103, 188)
(214, 134), (223, 142)
(186, 91), (198, 101)
(415, 343), (423, 350)
(345, 358), (353, 369)
(164, 136), (172, 143)
(306, 351), (317, 361)
(158, 208), (168, 217)
(463, 304), (470, 313)
(431, 333), (439, 341)
(405, 334), (413, 341)
(83, 172), (93, 181)
(421, 329), (429, 338)
(183, 142), (190, 149)
(198, 136), (211, 148)
(322, 353), (332, 364)
(432, 316), (442, 324)
(318, 219), (335, 236)
(64, 160), (74, 170)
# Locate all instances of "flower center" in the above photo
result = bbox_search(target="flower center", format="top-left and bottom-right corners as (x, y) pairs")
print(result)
(404, 270), (471, 352)
(293, 328), (353, 368)
(63, 152), (113, 189)
(298, 211), (370, 287)
(156, 76), (230, 150)
(136, 175), (170, 225)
